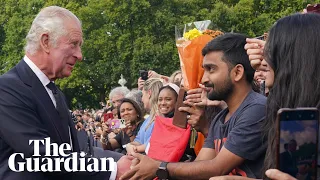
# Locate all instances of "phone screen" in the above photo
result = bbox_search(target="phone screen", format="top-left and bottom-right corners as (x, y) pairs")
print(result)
(103, 113), (113, 122)
(140, 70), (148, 81)
(107, 119), (126, 129)
(278, 109), (319, 180)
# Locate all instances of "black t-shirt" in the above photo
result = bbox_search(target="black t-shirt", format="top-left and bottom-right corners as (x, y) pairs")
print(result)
(204, 90), (267, 178)
(114, 121), (143, 154)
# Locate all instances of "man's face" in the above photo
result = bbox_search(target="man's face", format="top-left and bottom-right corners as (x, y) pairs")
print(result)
(48, 19), (83, 79)
(202, 51), (234, 101)
(111, 94), (124, 108)
(288, 141), (297, 152)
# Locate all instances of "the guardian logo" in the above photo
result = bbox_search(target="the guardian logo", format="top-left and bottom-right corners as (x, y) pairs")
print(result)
(8, 137), (115, 172)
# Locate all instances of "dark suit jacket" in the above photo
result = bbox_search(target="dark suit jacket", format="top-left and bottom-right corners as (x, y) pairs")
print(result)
(0, 60), (112, 180)
(280, 151), (298, 177)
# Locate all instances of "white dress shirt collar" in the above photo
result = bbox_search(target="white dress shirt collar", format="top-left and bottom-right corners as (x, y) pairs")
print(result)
(23, 55), (51, 87)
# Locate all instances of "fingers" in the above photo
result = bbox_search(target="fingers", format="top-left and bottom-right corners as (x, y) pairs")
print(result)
(186, 88), (202, 95)
(247, 48), (263, 56)
(178, 106), (192, 114)
(131, 152), (144, 160)
(248, 54), (264, 61)
(185, 98), (202, 104)
(138, 77), (145, 83)
(130, 158), (139, 169)
(119, 167), (137, 180)
(185, 93), (201, 100)
(250, 59), (263, 70)
(245, 38), (266, 47)
(210, 176), (254, 180)
(265, 169), (296, 180)
(244, 42), (260, 50)
(160, 75), (169, 82)
(125, 154), (136, 161)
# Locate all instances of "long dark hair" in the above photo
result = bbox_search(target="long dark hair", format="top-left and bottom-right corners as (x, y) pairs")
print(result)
(263, 13), (320, 178)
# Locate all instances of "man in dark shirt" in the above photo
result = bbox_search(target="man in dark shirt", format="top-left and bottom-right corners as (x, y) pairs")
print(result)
(120, 33), (267, 180)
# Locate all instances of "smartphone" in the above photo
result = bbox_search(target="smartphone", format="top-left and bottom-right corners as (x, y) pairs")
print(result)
(139, 70), (148, 81)
(260, 80), (266, 96)
(255, 33), (268, 40)
(276, 108), (319, 180)
(255, 35), (265, 40)
(307, 4), (320, 14)
(172, 88), (189, 129)
(107, 119), (126, 129)
(103, 112), (114, 122)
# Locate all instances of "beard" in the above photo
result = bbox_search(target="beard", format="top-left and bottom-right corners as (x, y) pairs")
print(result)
(205, 76), (234, 101)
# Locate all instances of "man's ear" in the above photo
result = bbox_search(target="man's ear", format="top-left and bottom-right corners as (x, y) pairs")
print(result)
(40, 33), (50, 53)
(232, 64), (245, 82)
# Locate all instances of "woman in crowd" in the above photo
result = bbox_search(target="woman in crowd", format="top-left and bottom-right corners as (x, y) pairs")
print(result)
(101, 98), (144, 154)
(126, 78), (163, 154)
(157, 83), (180, 118)
(169, 70), (183, 87)
(210, 13), (320, 180)
(253, 60), (273, 96)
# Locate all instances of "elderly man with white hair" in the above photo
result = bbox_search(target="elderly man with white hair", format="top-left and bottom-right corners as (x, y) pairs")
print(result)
(0, 6), (131, 180)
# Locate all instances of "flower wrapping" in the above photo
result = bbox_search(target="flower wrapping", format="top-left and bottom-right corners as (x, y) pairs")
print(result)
(175, 20), (223, 89)
(175, 20), (223, 155)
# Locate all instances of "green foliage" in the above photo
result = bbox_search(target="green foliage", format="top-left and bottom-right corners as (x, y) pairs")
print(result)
(0, 0), (316, 108)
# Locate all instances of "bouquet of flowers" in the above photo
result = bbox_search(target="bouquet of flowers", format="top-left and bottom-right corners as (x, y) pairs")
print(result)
(175, 20), (223, 155)
(175, 20), (223, 89)
(147, 21), (224, 162)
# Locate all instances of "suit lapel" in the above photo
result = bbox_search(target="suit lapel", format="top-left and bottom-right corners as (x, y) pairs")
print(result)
(58, 90), (80, 152)
(15, 60), (70, 144)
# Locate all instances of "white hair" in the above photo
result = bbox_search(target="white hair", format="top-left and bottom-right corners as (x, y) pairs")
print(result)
(109, 86), (130, 100)
(24, 6), (81, 55)
(125, 89), (143, 110)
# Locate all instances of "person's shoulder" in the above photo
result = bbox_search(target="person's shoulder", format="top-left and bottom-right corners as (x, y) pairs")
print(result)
(233, 91), (267, 120)
(0, 67), (26, 93)
(0, 67), (19, 84)
(244, 91), (267, 106)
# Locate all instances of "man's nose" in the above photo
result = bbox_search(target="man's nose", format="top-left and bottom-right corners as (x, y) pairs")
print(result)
(201, 71), (209, 84)
(75, 46), (83, 61)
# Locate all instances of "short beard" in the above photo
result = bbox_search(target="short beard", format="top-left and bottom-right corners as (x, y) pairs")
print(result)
(207, 76), (234, 101)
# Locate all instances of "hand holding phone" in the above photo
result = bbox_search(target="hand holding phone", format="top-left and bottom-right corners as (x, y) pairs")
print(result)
(107, 119), (126, 129)
(276, 108), (319, 180)
(103, 113), (114, 122)
(139, 70), (148, 81)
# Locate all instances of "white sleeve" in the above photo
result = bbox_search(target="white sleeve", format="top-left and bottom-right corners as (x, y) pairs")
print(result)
(109, 162), (117, 180)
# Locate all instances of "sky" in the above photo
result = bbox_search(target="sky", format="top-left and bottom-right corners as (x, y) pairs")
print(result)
(280, 120), (318, 153)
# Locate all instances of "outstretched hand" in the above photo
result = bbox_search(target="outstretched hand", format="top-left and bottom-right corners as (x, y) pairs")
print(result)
(116, 155), (136, 180)
(120, 152), (160, 180)
(265, 169), (296, 180)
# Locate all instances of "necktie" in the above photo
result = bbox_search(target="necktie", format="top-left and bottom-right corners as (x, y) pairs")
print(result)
(46, 82), (72, 145)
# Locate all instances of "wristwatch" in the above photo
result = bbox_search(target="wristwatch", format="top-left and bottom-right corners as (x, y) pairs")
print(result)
(156, 162), (169, 180)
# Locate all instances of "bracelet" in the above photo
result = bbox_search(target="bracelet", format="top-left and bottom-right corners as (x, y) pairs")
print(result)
(100, 136), (108, 145)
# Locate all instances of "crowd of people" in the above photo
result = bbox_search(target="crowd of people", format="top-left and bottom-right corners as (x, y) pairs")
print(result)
(0, 4), (320, 180)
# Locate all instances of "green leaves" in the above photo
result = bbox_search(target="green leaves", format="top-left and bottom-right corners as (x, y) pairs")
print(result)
(0, 0), (315, 108)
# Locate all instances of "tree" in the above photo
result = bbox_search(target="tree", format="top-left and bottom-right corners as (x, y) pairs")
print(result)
(0, 0), (316, 108)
